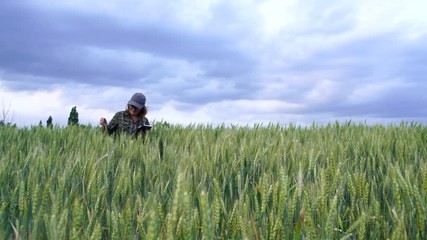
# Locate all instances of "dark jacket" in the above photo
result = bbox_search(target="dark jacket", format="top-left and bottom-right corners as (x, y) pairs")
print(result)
(105, 111), (151, 137)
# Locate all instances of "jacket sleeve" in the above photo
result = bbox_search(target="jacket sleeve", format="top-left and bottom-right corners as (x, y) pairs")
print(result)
(106, 112), (121, 135)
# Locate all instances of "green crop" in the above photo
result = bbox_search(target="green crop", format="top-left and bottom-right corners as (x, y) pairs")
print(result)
(0, 121), (426, 239)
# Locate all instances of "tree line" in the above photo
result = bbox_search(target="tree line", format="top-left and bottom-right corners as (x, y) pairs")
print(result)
(1, 105), (80, 128)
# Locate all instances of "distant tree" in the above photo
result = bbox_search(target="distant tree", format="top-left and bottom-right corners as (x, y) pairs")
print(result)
(38, 120), (43, 127)
(1, 100), (14, 126)
(68, 106), (79, 126)
(47, 116), (53, 128)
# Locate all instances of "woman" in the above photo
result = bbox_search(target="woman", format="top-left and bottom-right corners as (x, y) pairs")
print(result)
(100, 92), (151, 137)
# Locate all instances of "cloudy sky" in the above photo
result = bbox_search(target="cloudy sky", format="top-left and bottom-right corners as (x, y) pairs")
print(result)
(1, 0), (426, 127)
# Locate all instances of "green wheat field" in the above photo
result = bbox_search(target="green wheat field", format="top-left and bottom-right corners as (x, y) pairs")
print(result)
(0, 121), (426, 239)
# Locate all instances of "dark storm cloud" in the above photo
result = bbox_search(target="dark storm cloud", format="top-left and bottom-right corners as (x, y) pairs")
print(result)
(145, 74), (258, 108)
(273, 30), (427, 119)
(0, 1), (255, 90)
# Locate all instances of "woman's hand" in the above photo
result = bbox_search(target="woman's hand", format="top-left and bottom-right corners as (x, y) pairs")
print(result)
(99, 117), (107, 126)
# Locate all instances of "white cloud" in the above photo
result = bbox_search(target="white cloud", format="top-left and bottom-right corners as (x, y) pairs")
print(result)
(0, 85), (65, 126)
(305, 79), (340, 103)
(346, 79), (411, 104)
(149, 100), (210, 125)
(150, 98), (303, 126)
(257, 0), (297, 38)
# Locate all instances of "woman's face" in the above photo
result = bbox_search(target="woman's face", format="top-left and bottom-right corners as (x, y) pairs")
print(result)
(128, 105), (140, 116)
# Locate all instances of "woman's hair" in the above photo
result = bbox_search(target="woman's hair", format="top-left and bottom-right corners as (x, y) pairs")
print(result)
(138, 106), (148, 118)
(126, 105), (148, 119)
